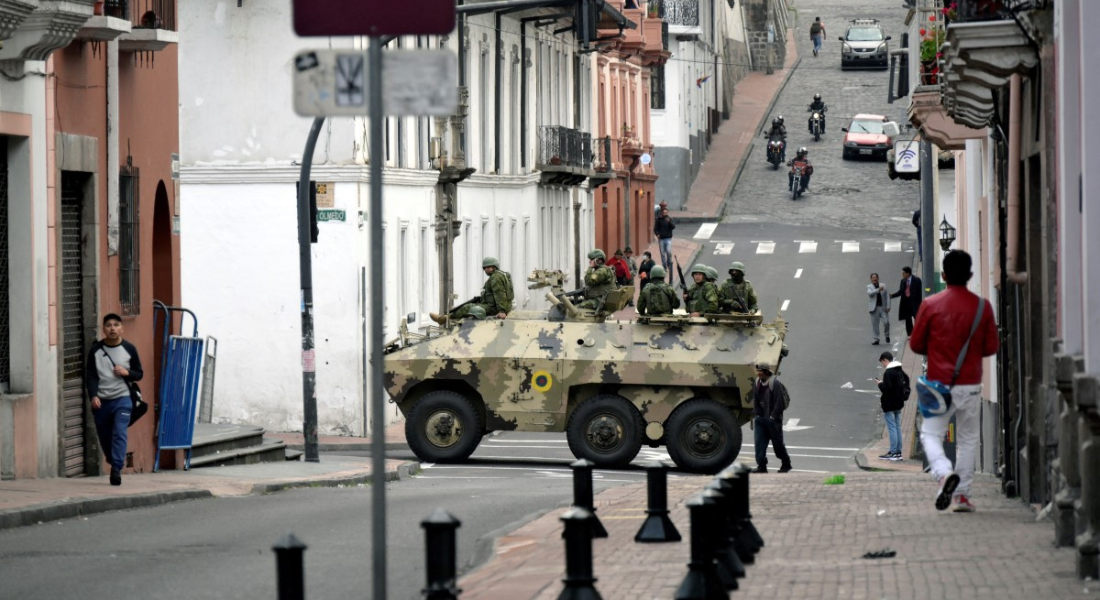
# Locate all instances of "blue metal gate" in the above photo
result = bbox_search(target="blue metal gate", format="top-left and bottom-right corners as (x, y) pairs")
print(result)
(152, 301), (205, 471)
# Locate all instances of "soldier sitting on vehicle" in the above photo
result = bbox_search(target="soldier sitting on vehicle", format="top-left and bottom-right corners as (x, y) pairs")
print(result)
(683, 264), (719, 317)
(576, 249), (618, 310)
(430, 257), (514, 325)
(719, 261), (760, 314)
(636, 266), (680, 316)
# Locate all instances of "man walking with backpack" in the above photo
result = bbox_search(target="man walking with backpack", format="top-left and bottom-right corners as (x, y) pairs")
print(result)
(751, 362), (792, 473)
(85, 313), (144, 486)
(810, 17), (826, 57)
(874, 351), (909, 461)
(910, 250), (999, 512)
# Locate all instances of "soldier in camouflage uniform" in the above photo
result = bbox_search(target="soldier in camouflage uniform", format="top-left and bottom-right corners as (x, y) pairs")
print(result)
(684, 264), (719, 316)
(636, 265), (680, 316)
(576, 249), (617, 310)
(718, 261), (759, 314)
(431, 257), (514, 324)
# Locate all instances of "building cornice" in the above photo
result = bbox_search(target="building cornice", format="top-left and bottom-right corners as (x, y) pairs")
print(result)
(181, 163), (544, 189)
(0, 0), (95, 62)
(0, 0), (38, 42)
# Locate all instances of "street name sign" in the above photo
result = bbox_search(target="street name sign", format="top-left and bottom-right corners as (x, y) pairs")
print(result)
(294, 49), (457, 117)
(294, 0), (456, 37)
(894, 139), (920, 173)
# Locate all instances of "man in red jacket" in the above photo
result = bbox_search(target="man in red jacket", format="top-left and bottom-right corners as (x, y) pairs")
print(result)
(909, 250), (999, 513)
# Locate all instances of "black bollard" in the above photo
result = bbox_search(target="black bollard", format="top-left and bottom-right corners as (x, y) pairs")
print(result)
(558, 507), (603, 600)
(674, 494), (728, 600)
(698, 488), (738, 591)
(421, 508), (462, 600)
(273, 532), (307, 600)
(635, 460), (682, 543)
(703, 479), (746, 580)
(731, 463), (765, 550)
(570, 459), (608, 538)
(716, 469), (756, 565)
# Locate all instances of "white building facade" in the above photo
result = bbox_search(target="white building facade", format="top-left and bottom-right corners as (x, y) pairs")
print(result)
(178, 2), (605, 436)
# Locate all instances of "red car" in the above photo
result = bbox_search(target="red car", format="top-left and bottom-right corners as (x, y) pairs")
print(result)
(841, 114), (892, 160)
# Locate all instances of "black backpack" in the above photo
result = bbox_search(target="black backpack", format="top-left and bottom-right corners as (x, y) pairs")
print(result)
(900, 370), (911, 402)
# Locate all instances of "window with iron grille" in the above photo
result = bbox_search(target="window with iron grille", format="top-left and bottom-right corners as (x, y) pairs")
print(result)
(0, 139), (9, 391)
(650, 65), (666, 110)
(119, 161), (140, 315)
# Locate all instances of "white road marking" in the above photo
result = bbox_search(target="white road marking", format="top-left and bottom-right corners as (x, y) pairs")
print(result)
(742, 444), (860, 452)
(794, 268), (803, 278)
(783, 418), (813, 432)
(693, 223), (718, 239)
(852, 389), (880, 394)
(798, 241), (818, 253)
(890, 216), (912, 222)
(714, 242), (734, 255)
(842, 241), (860, 253)
(884, 241), (902, 252)
(841, 382), (854, 389)
(482, 439), (567, 443)
(756, 241), (776, 254)
(781, 299), (790, 311)
(423, 464), (645, 477)
(475, 445), (573, 449)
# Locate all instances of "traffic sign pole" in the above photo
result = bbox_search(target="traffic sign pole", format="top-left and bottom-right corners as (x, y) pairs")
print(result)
(297, 117), (325, 463)
(368, 37), (387, 600)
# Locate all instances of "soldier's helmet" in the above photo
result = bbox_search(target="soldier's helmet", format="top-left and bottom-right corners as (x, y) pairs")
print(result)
(482, 256), (500, 269)
(587, 249), (606, 261)
(650, 265), (667, 279)
(690, 264), (709, 276)
(729, 261), (746, 274)
(467, 305), (488, 319)
(705, 266), (719, 281)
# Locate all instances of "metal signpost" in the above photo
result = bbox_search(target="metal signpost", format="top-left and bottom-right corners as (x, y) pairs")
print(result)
(292, 2), (456, 599)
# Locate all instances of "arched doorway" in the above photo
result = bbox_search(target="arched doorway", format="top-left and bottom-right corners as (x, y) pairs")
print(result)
(152, 182), (173, 374)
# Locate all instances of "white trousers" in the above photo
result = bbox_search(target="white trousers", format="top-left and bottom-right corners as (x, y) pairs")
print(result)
(920, 384), (982, 495)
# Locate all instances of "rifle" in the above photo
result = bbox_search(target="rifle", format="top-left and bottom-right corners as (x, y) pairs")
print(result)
(674, 256), (687, 292)
(449, 295), (481, 315)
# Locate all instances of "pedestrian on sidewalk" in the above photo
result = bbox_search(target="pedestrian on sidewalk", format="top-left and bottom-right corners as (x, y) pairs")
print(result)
(624, 247), (638, 285)
(751, 363), (792, 474)
(910, 250), (999, 513)
(890, 266), (924, 337)
(867, 272), (891, 345)
(654, 203), (676, 273)
(638, 251), (656, 290)
(810, 17), (826, 57)
(607, 249), (631, 286)
(874, 351), (910, 461)
(85, 313), (144, 486)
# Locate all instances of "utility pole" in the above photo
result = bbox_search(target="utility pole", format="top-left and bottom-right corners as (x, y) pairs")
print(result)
(920, 139), (936, 292)
(297, 118), (324, 463)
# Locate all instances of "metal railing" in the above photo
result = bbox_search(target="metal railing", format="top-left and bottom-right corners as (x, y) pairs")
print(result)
(537, 126), (593, 170)
(661, 0), (700, 27)
(106, 0), (177, 32)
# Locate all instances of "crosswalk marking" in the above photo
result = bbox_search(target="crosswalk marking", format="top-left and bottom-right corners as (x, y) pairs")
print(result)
(794, 268), (803, 278)
(693, 223), (718, 240)
(756, 242), (775, 254)
(781, 299), (790, 311)
(798, 241), (818, 253)
(713, 242), (734, 255)
(842, 242), (860, 253)
(884, 241), (902, 252)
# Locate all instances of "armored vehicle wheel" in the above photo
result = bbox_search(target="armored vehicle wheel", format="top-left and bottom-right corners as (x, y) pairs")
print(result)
(665, 399), (741, 474)
(566, 395), (644, 468)
(406, 390), (483, 463)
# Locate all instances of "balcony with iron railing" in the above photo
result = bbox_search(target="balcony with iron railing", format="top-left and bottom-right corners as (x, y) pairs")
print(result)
(660, 0), (700, 33)
(110, 0), (178, 52)
(537, 125), (595, 186)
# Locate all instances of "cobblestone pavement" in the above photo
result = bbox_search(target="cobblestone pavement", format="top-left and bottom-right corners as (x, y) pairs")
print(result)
(460, 471), (1095, 600)
(725, 0), (923, 236)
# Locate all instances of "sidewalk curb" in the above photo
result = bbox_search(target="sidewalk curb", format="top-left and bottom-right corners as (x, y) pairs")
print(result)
(250, 461), (421, 494)
(285, 441), (410, 453)
(0, 489), (213, 532)
(0, 461), (420, 532)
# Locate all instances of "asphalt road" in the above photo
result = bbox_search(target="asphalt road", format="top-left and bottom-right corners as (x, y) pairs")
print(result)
(0, 4), (927, 599)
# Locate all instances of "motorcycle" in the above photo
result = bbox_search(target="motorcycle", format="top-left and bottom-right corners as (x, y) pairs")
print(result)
(809, 111), (824, 142)
(766, 137), (785, 170)
(790, 164), (804, 199)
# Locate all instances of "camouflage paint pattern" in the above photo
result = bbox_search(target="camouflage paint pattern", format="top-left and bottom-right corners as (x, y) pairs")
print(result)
(383, 311), (788, 443)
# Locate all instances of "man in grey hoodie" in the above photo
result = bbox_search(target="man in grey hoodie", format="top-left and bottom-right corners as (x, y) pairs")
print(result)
(85, 313), (144, 485)
(874, 351), (910, 460)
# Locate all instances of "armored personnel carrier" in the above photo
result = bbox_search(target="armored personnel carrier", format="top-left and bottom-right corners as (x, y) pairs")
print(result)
(382, 270), (789, 474)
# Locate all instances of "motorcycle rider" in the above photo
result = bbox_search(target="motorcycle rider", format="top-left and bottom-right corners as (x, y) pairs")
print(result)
(807, 93), (827, 134)
(787, 147), (814, 193)
(763, 116), (788, 162)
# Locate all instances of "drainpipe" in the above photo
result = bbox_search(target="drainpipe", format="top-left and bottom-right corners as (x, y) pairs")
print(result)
(1005, 73), (1028, 284)
(495, 10), (503, 175)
